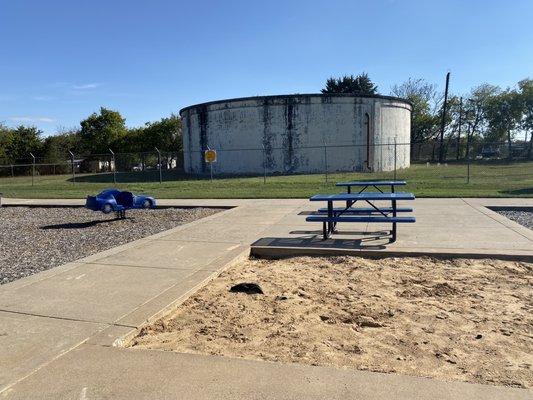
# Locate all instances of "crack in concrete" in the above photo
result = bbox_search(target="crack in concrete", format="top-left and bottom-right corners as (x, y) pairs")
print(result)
(460, 198), (533, 242)
(0, 309), (136, 328)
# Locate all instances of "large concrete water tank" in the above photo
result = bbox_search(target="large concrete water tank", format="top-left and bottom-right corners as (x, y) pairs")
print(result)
(180, 93), (411, 175)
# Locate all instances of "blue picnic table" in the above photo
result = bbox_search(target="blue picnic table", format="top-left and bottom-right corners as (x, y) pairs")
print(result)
(335, 180), (407, 208)
(335, 180), (406, 194)
(307, 190), (415, 242)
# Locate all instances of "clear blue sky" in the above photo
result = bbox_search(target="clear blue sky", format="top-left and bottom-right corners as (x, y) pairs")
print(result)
(1, 0), (532, 135)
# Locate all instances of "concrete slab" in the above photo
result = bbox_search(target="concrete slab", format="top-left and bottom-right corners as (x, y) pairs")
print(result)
(115, 247), (248, 327)
(84, 325), (136, 347)
(158, 219), (276, 243)
(0, 263), (197, 323)
(252, 198), (533, 260)
(250, 238), (533, 261)
(1, 262), (86, 291)
(0, 311), (106, 392)
(94, 240), (242, 270)
(463, 199), (533, 240)
(397, 225), (531, 248)
(2, 345), (529, 400)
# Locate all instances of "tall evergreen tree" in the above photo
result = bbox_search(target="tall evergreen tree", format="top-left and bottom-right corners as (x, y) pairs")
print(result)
(321, 73), (378, 94)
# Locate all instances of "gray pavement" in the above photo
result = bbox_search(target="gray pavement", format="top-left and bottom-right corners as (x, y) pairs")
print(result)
(2, 344), (530, 400)
(253, 198), (533, 260)
(0, 197), (532, 398)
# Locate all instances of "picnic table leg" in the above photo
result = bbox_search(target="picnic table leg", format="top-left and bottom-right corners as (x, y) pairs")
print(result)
(391, 198), (397, 243)
(322, 221), (327, 240)
(327, 200), (333, 237)
(346, 186), (351, 208)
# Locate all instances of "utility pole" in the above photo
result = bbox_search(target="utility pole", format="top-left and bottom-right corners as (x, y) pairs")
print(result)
(438, 72), (450, 163)
(456, 97), (462, 160)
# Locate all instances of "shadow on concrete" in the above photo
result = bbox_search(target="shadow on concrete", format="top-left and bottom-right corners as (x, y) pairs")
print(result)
(41, 219), (123, 230)
(252, 233), (389, 250)
(289, 229), (390, 236)
(250, 231), (400, 259)
(499, 187), (533, 196)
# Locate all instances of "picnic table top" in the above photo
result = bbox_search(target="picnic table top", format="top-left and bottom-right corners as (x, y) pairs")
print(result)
(310, 192), (415, 201)
(335, 180), (406, 187)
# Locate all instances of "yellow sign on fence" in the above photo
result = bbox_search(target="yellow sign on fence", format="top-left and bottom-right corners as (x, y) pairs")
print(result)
(204, 149), (217, 163)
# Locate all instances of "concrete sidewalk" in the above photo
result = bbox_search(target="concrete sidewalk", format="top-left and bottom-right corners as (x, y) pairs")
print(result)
(253, 198), (533, 260)
(2, 344), (529, 400)
(0, 197), (532, 398)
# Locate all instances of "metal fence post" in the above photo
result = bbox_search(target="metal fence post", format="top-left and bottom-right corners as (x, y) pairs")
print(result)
(324, 142), (328, 183)
(155, 147), (162, 184)
(109, 148), (116, 184)
(467, 156), (471, 184)
(11, 164), (14, 178)
(29, 152), (35, 186)
(68, 150), (75, 183)
(394, 136), (398, 180)
(262, 145), (266, 184)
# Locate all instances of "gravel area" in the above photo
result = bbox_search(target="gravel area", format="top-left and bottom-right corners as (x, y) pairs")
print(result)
(0, 206), (221, 285)
(494, 209), (533, 230)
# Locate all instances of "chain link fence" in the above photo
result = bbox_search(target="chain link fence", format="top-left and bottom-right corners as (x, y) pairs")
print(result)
(0, 141), (531, 187)
(0, 150), (183, 184)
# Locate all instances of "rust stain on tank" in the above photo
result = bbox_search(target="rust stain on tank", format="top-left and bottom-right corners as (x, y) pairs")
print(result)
(283, 97), (300, 173)
(262, 98), (275, 169)
(198, 105), (208, 173)
(185, 111), (193, 171)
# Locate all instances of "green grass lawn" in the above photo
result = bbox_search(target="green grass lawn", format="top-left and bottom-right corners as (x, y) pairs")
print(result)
(0, 161), (532, 199)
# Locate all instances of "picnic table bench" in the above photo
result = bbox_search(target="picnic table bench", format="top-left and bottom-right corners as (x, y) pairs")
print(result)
(307, 191), (415, 243)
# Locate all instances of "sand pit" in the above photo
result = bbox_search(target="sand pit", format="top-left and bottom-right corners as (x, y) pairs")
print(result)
(128, 256), (533, 388)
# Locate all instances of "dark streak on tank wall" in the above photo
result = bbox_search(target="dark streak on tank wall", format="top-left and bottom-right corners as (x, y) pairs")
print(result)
(198, 105), (208, 173)
(283, 97), (300, 173)
(262, 99), (275, 169)
(262, 98), (275, 169)
(320, 94), (333, 104)
(184, 111), (193, 171)
(353, 98), (365, 172)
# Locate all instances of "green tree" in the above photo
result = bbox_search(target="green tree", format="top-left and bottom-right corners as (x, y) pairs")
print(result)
(138, 114), (182, 169)
(390, 78), (440, 145)
(42, 128), (83, 162)
(517, 78), (533, 158)
(5, 126), (43, 162)
(460, 84), (500, 158)
(140, 114), (182, 151)
(0, 123), (12, 161)
(464, 84), (500, 140)
(80, 107), (127, 154)
(437, 95), (463, 159)
(321, 73), (378, 94)
(115, 127), (144, 153)
(484, 89), (523, 160)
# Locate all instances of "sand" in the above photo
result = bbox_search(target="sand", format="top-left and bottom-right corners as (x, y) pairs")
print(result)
(128, 256), (533, 388)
